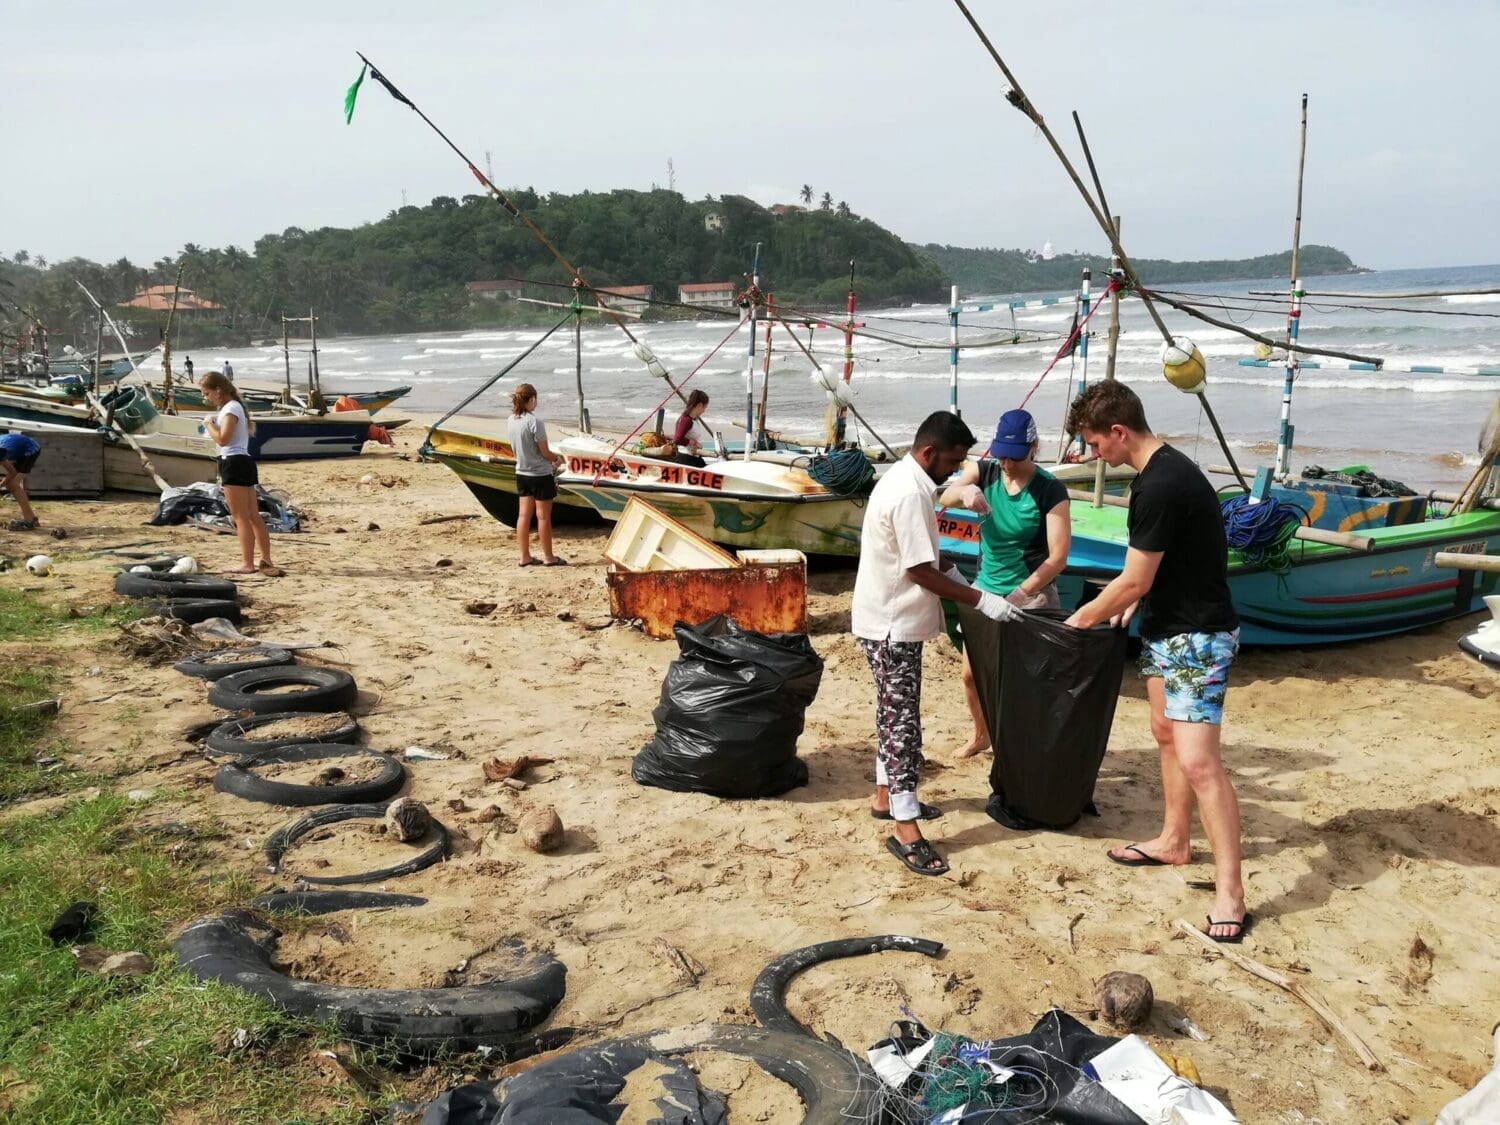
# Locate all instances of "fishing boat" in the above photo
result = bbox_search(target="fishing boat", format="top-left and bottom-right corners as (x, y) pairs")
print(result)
(141, 382), (412, 415)
(0, 384), (393, 463)
(425, 422), (885, 555)
(0, 407), (215, 492)
(923, 43), (1500, 646)
(1039, 477), (1500, 645)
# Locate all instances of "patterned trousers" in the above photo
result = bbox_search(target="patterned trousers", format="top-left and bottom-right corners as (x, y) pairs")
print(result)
(859, 638), (924, 821)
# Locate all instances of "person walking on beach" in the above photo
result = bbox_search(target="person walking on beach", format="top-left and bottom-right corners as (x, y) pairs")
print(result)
(508, 383), (567, 567)
(853, 410), (1021, 877)
(199, 372), (277, 576)
(938, 408), (1071, 758)
(671, 389), (710, 467)
(184, 356), (194, 381)
(0, 431), (43, 531)
(223, 359), (234, 382)
(1062, 382), (1247, 943)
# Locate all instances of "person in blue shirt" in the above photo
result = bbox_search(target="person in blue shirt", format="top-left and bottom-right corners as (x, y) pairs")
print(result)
(0, 431), (42, 531)
(938, 409), (1071, 757)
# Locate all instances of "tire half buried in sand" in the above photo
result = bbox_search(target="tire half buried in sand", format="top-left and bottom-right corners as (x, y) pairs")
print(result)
(205, 710), (359, 758)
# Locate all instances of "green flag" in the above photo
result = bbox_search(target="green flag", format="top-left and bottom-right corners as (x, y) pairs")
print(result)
(344, 62), (368, 124)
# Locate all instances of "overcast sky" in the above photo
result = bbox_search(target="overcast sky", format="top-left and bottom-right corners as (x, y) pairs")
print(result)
(4, 1), (1496, 271)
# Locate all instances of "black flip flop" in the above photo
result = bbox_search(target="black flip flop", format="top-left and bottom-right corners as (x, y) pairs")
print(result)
(542, 558), (569, 567)
(871, 802), (944, 822)
(517, 560), (538, 567)
(1205, 913), (1254, 944)
(1107, 844), (1169, 868)
(885, 835), (949, 877)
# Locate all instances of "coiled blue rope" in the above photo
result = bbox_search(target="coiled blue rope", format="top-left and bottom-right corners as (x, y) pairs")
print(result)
(1220, 494), (1308, 574)
(807, 448), (875, 495)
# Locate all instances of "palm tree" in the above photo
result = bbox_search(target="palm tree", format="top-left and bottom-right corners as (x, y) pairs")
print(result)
(836, 200), (851, 218)
(819, 192), (833, 212)
(799, 184), (813, 206)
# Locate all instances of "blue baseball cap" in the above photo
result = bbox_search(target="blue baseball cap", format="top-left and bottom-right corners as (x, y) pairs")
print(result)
(989, 409), (1038, 459)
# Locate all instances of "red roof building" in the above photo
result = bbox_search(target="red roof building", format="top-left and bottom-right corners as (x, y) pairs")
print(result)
(119, 285), (224, 314)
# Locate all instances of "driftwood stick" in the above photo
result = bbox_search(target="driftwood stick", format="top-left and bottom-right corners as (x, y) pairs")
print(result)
(418, 513), (481, 526)
(1174, 918), (1382, 1071)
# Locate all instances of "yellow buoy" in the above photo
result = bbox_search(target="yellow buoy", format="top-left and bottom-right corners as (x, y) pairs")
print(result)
(1161, 337), (1207, 394)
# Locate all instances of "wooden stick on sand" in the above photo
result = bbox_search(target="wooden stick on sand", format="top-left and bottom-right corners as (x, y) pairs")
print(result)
(1173, 918), (1382, 1071)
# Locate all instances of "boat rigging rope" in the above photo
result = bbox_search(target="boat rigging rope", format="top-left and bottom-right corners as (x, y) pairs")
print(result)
(806, 448), (876, 495)
(1016, 279), (1116, 410)
(1220, 494), (1308, 575)
(593, 313), (750, 483)
(419, 309), (574, 456)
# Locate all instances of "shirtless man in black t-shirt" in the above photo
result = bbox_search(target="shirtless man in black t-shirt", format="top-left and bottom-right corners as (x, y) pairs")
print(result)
(1063, 381), (1250, 944)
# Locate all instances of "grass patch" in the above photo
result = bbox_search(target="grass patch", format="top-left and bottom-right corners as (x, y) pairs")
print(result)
(0, 667), (73, 803)
(0, 794), (378, 1123)
(0, 587), (394, 1121)
(0, 586), (142, 642)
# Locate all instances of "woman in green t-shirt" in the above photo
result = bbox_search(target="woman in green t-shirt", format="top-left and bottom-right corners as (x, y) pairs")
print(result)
(939, 409), (1072, 757)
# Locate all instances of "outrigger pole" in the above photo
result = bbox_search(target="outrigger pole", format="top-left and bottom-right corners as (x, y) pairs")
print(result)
(1275, 95), (1310, 479)
(950, 1), (1368, 491)
(832, 260), (857, 447)
(1059, 267), (1091, 460)
(352, 51), (698, 412)
(948, 284), (960, 415)
(742, 242), (762, 461)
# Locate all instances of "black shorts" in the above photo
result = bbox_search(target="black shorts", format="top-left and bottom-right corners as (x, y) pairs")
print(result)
(218, 454), (258, 488)
(515, 471), (558, 501)
(6, 451), (39, 475)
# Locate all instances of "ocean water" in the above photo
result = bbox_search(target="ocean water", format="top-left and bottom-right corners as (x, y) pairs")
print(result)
(206, 263), (1500, 492)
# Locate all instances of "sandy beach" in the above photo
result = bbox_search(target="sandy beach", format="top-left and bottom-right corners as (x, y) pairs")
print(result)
(5, 418), (1498, 1124)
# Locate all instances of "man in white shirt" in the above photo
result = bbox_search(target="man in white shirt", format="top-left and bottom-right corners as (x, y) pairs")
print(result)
(853, 410), (1020, 876)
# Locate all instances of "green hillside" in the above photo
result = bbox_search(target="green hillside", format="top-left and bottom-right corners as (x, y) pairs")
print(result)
(917, 243), (1362, 295)
(2, 191), (947, 347)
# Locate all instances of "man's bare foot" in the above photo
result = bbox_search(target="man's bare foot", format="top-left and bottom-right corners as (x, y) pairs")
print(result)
(1106, 836), (1192, 866)
(222, 564), (257, 575)
(953, 735), (990, 760)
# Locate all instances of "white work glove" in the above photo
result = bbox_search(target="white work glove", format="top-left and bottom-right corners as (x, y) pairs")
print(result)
(1006, 587), (1049, 610)
(957, 483), (991, 515)
(942, 565), (970, 588)
(976, 590), (1022, 622)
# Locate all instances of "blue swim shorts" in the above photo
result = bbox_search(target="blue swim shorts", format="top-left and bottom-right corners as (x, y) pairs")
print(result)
(1138, 629), (1240, 725)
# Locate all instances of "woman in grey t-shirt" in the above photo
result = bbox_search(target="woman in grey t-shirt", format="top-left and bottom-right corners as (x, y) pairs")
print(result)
(506, 383), (567, 566)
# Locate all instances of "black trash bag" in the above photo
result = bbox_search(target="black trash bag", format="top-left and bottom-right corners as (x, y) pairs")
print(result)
(417, 1082), (502, 1125)
(149, 482), (301, 532)
(632, 616), (823, 799)
(956, 606), (1126, 831)
(869, 1009), (1140, 1125)
(496, 1047), (728, 1125)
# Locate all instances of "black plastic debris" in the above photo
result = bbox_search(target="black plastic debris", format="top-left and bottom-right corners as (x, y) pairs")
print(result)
(632, 616), (823, 799)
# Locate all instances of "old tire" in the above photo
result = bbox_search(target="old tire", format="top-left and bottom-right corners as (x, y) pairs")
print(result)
(264, 802), (448, 885)
(174, 646), (296, 681)
(495, 1023), (872, 1125)
(215, 745), (404, 807)
(208, 667), (357, 714)
(750, 935), (945, 1038)
(204, 711), (359, 758)
(172, 909), (565, 1051)
(115, 571), (238, 600)
(142, 598), (242, 624)
(249, 890), (428, 915)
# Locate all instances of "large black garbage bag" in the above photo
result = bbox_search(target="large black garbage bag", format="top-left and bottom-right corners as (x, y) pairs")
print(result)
(956, 606), (1126, 830)
(148, 482), (301, 532)
(632, 616), (823, 799)
(869, 1009), (1140, 1125)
